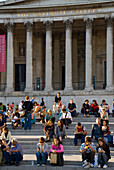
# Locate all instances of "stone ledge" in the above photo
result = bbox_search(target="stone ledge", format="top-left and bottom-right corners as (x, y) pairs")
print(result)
(0, 90), (114, 97)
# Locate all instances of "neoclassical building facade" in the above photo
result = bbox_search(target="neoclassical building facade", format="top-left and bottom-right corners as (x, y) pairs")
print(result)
(0, 0), (113, 108)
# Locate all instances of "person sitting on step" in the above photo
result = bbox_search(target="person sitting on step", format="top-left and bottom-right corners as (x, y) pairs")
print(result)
(74, 122), (87, 146)
(100, 108), (109, 125)
(56, 101), (63, 116)
(101, 120), (113, 146)
(4, 138), (23, 166)
(50, 138), (64, 166)
(90, 100), (99, 117)
(81, 99), (90, 117)
(44, 120), (55, 142)
(44, 109), (55, 124)
(97, 137), (111, 168)
(80, 136), (96, 168)
(0, 113), (6, 135)
(0, 102), (6, 116)
(59, 107), (72, 129)
(11, 108), (20, 129)
(56, 120), (67, 142)
(40, 105), (47, 123)
(36, 137), (48, 167)
(1, 127), (11, 147)
(68, 99), (77, 117)
(91, 118), (102, 141)
(99, 100), (110, 115)
(112, 99), (114, 117)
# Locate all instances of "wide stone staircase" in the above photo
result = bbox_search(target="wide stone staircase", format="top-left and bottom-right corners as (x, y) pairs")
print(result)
(1, 114), (114, 170)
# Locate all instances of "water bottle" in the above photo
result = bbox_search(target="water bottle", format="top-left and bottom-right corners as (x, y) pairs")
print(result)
(32, 161), (34, 166)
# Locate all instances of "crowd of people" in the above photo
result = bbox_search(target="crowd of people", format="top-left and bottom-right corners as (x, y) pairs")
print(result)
(0, 92), (114, 168)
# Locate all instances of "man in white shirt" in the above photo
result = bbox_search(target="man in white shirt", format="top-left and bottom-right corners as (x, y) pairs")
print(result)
(59, 108), (72, 129)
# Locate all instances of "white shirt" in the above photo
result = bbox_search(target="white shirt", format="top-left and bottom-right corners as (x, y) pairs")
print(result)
(59, 111), (72, 121)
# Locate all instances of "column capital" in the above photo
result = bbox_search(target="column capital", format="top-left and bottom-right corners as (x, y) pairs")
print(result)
(25, 21), (33, 32)
(84, 18), (93, 29)
(64, 19), (73, 29)
(44, 21), (53, 31)
(105, 17), (113, 27)
(5, 22), (14, 32)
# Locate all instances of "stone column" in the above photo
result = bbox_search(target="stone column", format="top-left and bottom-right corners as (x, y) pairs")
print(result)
(5, 23), (14, 92)
(72, 31), (78, 88)
(106, 18), (113, 90)
(35, 32), (43, 90)
(44, 21), (53, 91)
(25, 22), (33, 91)
(84, 18), (93, 91)
(53, 32), (60, 90)
(64, 19), (73, 91)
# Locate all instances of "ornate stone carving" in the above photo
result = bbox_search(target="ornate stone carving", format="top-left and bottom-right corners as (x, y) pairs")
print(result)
(106, 17), (113, 27)
(5, 22), (14, 32)
(44, 21), (53, 31)
(64, 19), (73, 29)
(25, 21), (33, 31)
(84, 18), (93, 29)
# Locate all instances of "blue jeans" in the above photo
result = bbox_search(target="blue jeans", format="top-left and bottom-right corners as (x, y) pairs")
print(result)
(104, 134), (113, 144)
(95, 135), (103, 141)
(24, 112), (31, 130)
(4, 151), (23, 164)
(36, 152), (47, 164)
(98, 153), (108, 165)
(74, 134), (85, 145)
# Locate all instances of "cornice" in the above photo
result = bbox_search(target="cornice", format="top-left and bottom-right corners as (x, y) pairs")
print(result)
(0, 1), (114, 13)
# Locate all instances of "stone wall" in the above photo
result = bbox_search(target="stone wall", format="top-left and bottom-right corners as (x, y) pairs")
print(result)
(0, 92), (113, 112)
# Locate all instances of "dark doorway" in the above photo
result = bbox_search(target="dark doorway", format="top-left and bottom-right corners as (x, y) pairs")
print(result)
(104, 61), (107, 89)
(62, 66), (65, 90)
(15, 64), (26, 91)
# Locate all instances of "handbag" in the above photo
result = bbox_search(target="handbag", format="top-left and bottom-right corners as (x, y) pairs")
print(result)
(50, 153), (57, 164)
(20, 110), (26, 118)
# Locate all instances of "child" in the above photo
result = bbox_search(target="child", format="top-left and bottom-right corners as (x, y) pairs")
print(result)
(53, 102), (58, 115)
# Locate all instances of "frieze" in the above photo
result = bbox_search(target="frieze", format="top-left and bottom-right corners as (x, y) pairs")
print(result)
(17, 8), (102, 18)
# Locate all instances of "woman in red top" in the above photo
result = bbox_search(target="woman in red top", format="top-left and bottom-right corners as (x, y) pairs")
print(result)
(90, 100), (99, 116)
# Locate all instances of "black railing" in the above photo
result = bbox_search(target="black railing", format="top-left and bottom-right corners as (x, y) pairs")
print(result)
(73, 82), (85, 90)
(33, 82), (45, 91)
(0, 81), (107, 92)
(15, 82), (26, 91)
(93, 81), (106, 90)
(52, 82), (65, 90)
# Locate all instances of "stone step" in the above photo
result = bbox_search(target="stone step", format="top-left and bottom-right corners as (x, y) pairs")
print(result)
(21, 144), (114, 151)
(8, 130), (114, 136)
(1, 165), (114, 170)
(22, 148), (114, 155)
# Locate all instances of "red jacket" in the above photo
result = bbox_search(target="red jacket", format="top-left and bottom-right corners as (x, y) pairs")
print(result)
(90, 103), (99, 112)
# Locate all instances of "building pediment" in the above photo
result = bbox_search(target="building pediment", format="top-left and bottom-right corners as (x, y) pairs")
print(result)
(0, 0), (114, 10)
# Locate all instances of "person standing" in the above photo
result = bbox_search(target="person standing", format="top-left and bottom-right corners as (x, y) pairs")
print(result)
(55, 92), (61, 103)
(22, 96), (33, 130)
